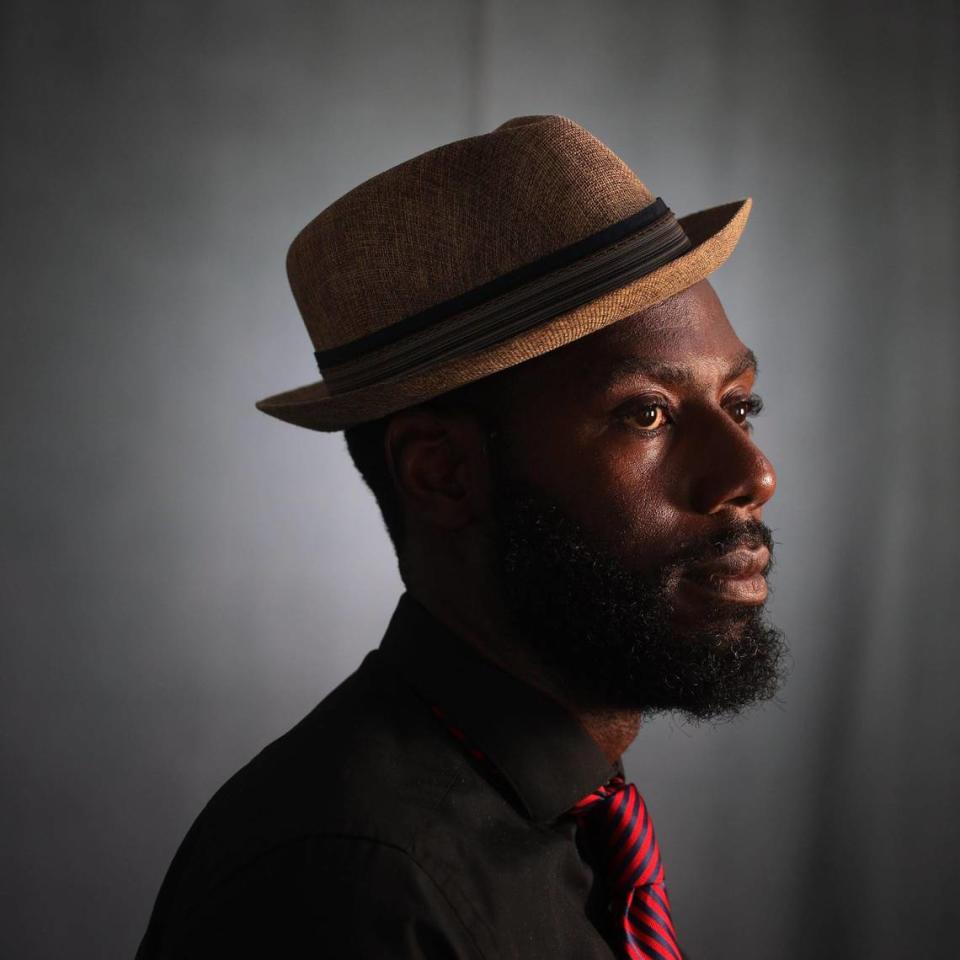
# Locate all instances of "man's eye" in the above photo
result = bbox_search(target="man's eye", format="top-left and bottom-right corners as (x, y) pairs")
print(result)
(728, 393), (764, 426)
(621, 403), (670, 432)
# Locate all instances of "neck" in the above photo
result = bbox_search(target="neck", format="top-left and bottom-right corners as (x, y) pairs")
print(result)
(406, 579), (642, 764)
(570, 708), (642, 764)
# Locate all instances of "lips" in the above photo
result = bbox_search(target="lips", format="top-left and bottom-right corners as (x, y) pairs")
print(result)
(679, 546), (771, 605)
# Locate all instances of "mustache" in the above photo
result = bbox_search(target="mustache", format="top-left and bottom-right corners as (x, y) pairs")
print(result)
(666, 518), (775, 575)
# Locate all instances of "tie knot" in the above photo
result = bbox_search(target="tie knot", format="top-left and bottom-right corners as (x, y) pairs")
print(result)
(571, 777), (665, 894)
(571, 774), (628, 816)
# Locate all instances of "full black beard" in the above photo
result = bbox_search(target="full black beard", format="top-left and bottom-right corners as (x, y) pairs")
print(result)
(489, 474), (788, 721)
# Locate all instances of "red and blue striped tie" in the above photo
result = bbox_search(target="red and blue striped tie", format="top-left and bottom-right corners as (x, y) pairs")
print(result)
(572, 776), (683, 960)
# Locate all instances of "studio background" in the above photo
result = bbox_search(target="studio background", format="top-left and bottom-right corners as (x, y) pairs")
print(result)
(3, 2), (958, 958)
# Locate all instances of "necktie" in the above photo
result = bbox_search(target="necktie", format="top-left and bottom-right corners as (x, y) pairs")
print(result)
(572, 776), (683, 960)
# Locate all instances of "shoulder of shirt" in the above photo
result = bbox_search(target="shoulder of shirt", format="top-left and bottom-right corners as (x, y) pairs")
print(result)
(160, 647), (508, 907)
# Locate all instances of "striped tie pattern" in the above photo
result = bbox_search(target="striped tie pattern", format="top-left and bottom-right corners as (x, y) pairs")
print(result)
(572, 776), (683, 960)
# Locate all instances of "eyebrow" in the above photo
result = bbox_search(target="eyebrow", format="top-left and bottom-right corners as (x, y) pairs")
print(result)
(599, 347), (758, 389)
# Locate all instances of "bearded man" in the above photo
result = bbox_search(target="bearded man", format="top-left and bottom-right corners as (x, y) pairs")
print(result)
(138, 115), (784, 960)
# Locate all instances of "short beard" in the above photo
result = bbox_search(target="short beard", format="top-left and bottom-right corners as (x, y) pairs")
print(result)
(489, 473), (788, 722)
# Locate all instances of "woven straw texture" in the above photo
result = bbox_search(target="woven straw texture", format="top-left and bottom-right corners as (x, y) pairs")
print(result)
(257, 115), (751, 431)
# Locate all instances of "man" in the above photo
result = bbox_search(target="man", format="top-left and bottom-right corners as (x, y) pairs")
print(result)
(138, 115), (784, 959)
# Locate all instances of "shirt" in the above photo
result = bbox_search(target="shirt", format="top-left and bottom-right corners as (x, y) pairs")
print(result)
(136, 592), (625, 959)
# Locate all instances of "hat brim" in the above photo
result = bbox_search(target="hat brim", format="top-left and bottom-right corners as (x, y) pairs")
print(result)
(255, 198), (751, 432)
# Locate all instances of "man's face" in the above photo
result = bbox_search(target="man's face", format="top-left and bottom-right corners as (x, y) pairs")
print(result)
(482, 279), (785, 719)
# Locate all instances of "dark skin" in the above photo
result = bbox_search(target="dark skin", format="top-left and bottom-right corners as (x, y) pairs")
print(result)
(384, 279), (777, 762)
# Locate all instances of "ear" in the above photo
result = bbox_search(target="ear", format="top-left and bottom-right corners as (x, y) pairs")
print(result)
(385, 407), (491, 533)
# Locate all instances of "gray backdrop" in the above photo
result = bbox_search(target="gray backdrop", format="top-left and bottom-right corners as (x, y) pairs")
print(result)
(3, 1), (958, 957)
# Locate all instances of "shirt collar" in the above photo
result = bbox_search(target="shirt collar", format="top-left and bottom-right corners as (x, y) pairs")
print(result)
(375, 592), (622, 824)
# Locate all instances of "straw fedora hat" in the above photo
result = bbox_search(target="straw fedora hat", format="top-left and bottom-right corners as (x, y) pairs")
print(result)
(256, 115), (751, 432)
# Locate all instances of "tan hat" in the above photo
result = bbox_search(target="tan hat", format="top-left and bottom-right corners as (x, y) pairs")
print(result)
(256, 115), (751, 432)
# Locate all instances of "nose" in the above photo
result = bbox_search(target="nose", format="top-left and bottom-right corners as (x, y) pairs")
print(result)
(687, 413), (777, 515)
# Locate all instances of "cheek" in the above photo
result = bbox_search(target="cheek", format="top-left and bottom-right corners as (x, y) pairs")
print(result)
(525, 427), (678, 550)
(591, 449), (677, 549)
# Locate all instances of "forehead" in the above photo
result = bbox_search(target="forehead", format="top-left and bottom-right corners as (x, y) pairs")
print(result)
(603, 279), (739, 351)
(511, 279), (752, 396)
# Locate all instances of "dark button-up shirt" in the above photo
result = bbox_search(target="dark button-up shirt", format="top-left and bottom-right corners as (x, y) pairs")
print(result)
(137, 592), (624, 958)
